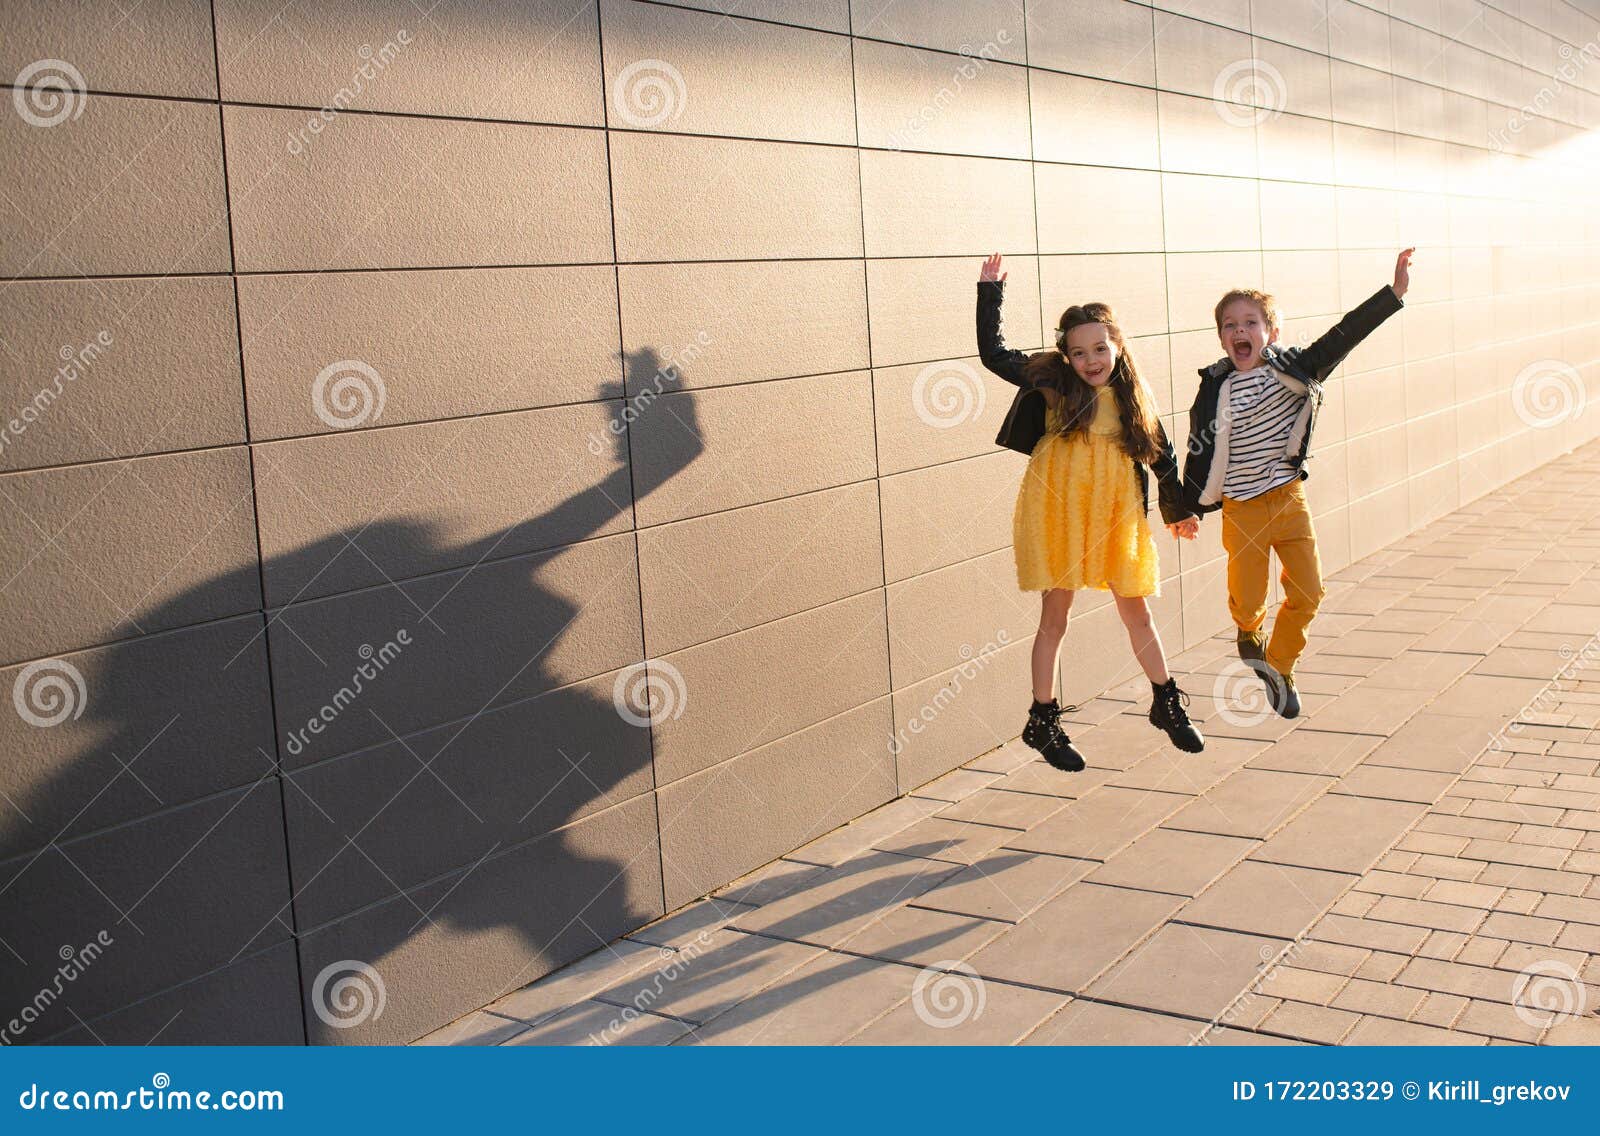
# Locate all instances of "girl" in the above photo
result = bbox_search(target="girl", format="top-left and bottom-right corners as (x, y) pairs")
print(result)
(977, 253), (1204, 770)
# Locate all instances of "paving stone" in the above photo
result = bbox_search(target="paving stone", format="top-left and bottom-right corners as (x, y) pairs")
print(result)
(713, 858), (829, 906)
(1422, 879), (1505, 908)
(1328, 976), (1428, 1018)
(909, 767), (1004, 802)
(1353, 950), (1409, 982)
(1334, 764), (1459, 804)
(935, 787), (1070, 830)
(1086, 923), (1284, 1020)
(626, 897), (754, 950)
(1108, 738), (1267, 795)
(732, 850), (960, 948)
(1453, 936), (1508, 967)
(1022, 1000), (1212, 1046)
(1533, 892), (1600, 926)
(1419, 929), (1470, 959)
(1354, 870), (1432, 898)
(1006, 786), (1191, 860)
(874, 815), (1017, 865)
(1245, 729), (1382, 776)
(784, 795), (947, 866)
(1410, 990), (1469, 1027)
(911, 849), (1095, 923)
(1260, 965), (1347, 1005)
(415, 1010), (530, 1046)
(1342, 1016), (1486, 1045)
(1544, 1017), (1600, 1045)
(504, 1000), (691, 1046)
(1179, 861), (1357, 940)
(1364, 713), (1495, 774)
(846, 980), (1067, 1045)
(964, 739), (1039, 774)
(1312, 914), (1431, 954)
(1259, 1000), (1359, 1044)
(1477, 911), (1563, 946)
(1476, 863), (1590, 895)
(837, 904), (1007, 968)
(1162, 769), (1335, 839)
(489, 939), (666, 1026)
(687, 954), (917, 1045)
(1087, 829), (1257, 897)
(1252, 795), (1427, 874)
(1454, 998), (1546, 1043)
(592, 930), (821, 1024)
(1393, 957), (1527, 1004)
(1365, 896), (1488, 935)
(998, 760), (1112, 797)
(1284, 939), (1370, 977)
(965, 882), (1184, 994)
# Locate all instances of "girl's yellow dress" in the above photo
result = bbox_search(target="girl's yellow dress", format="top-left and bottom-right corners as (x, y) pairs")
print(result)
(1013, 385), (1159, 597)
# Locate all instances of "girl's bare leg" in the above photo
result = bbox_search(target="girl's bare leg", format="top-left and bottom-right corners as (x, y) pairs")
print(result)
(1114, 593), (1172, 684)
(1032, 588), (1074, 702)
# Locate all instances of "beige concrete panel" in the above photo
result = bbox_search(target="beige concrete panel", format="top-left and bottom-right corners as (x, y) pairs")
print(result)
(0, 0), (216, 98)
(851, 0), (1027, 60)
(1035, 164), (1164, 254)
(1030, 71), (1160, 170)
(880, 451), (1022, 583)
(867, 256), (1042, 368)
(860, 150), (1036, 258)
(853, 38), (1031, 158)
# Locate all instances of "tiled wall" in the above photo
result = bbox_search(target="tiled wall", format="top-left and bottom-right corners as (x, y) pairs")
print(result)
(2, 0), (1598, 1044)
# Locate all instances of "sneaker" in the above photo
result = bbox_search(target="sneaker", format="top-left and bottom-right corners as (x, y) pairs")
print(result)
(1236, 629), (1267, 664)
(1149, 678), (1205, 753)
(1022, 699), (1086, 772)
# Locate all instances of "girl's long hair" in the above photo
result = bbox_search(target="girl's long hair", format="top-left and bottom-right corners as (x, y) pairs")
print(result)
(1022, 302), (1165, 465)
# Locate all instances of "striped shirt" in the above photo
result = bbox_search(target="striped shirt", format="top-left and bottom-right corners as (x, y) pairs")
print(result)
(1221, 365), (1304, 502)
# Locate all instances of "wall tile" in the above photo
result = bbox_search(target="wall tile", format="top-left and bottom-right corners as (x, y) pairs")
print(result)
(861, 150), (1036, 257)
(1030, 71), (1160, 169)
(854, 37), (1031, 158)
(1035, 164), (1164, 254)
(851, 0), (1027, 61)
(1028, 0), (1156, 87)
(867, 256), (1042, 368)
(0, 0), (217, 99)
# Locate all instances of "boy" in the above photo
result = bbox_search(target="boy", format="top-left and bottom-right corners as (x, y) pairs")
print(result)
(1183, 248), (1415, 717)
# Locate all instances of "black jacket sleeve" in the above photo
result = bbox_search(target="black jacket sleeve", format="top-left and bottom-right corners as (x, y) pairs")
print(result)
(1150, 421), (1194, 526)
(1292, 284), (1404, 383)
(976, 280), (1032, 388)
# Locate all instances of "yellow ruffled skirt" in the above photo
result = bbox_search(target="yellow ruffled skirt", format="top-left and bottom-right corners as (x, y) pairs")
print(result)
(1013, 428), (1159, 597)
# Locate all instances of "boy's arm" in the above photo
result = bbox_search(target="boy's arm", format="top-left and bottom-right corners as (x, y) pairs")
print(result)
(976, 280), (1032, 388)
(1293, 248), (1414, 383)
(1150, 421), (1195, 526)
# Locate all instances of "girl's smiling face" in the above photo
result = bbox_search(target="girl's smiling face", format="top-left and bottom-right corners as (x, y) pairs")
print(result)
(1063, 322), (1117, 386)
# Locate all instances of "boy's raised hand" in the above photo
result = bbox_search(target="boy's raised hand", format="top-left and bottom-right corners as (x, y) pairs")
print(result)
(1393, 247), (1416, 299)
(979, 252), (1006, 283)
(1167, 517), (1199, 541)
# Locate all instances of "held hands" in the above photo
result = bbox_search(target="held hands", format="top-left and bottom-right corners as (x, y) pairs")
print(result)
(979, 252), (1006, 284)
(1392, 247), (1416, 299)
(1166, 517), (1199, 541)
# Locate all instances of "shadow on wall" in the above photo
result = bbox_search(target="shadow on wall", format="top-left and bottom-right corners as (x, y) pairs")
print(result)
(0, 348), (713, 1045)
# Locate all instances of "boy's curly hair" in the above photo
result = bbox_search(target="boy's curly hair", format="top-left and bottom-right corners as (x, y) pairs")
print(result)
(1214, 288), (1279, 332)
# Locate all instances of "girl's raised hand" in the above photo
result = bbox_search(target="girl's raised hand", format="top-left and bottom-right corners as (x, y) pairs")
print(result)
(979, 253), (1006, 283)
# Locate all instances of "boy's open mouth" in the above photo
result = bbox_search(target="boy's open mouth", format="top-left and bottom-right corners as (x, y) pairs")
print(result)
(1230, 339), (1253, 361)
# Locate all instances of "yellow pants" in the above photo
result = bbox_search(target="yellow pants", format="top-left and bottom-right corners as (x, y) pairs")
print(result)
(1220, 478), (1324, 677)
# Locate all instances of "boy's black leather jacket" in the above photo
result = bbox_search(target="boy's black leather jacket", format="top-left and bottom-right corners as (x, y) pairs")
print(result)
(976, 280), (1192, 526)
(1181, 284), (1404, 516)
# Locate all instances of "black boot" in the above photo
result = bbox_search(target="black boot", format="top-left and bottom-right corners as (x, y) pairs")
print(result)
(1022, 699), (1086, 772)
(1149, 678), (1205, 753)
(1247, 660), (1301, 719)
(1237, 629), (1266, 664)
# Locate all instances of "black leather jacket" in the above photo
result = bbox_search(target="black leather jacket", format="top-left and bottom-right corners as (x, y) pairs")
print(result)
(976, 280), (1192, 526)
(1181, 285), (1404, 515)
